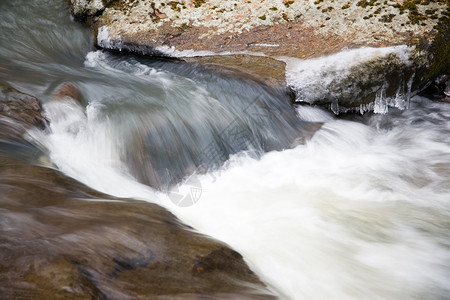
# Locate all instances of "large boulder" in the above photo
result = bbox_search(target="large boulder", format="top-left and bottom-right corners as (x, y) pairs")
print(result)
(69, 0), (449, 113)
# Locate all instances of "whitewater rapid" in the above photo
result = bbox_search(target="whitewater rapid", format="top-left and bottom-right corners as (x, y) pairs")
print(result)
(3, 0), (449, 298)
(36, 93), (450, 299)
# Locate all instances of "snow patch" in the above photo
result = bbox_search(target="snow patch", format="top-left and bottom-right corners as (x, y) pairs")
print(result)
(281, 46), (414, 114)
(97, 26), (122, 50)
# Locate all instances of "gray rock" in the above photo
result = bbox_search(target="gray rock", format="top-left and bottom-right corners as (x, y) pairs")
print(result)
(70, 0), (113, 20)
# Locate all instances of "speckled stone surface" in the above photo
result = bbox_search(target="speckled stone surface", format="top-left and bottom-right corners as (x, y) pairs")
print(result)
(72, 0), (447, 58)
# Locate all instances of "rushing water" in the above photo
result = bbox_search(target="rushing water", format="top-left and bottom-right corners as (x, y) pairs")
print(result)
(2, 1), (450, 299)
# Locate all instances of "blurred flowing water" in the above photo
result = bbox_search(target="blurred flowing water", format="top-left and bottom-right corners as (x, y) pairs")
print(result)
(1, 1), (450, 299)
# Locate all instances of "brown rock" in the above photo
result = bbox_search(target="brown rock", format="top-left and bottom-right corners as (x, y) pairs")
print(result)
(0, 82), (49, 137)
(185, 54), (287, 88)
(0, 157), (275, 299)
(52, 83), (83, 105)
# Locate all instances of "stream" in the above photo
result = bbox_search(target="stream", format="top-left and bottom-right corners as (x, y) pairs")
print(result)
(1, 0), (450, 299)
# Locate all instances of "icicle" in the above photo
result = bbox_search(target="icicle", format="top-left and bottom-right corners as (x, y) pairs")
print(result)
(331, 98), (339, 115)
(359, 102), (374, 114)
(406, 73), (415, 110)
(393, 81), (407, 110)
(374, 82), (389, 114)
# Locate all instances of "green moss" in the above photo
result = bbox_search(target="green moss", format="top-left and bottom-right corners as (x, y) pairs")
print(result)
(286, 0), (295, 3)
(409, 13), (427, 24)
(393, 0), (432, 24)
(342, 3), (351, 9)
(109, 0), (129, 10)
(192, 0), (205, 8)
(425, 8), (438, 15)
(427, 12), (450, 79)
(402, 1), (417, 10)
(284, 0), (295, 8)
(356, 0), (378, 8)
(259, 15), (266, 20)
(322, 6), (334, 12)
(270, 6), (278, 11)
(412, 7), (450, 88)
(168, 1), (182, 12)
(379, 13), (396, 22)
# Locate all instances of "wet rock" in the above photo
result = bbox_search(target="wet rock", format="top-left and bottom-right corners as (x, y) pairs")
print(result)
(185, 54), (287, 88)
(0, 158), (275, 299)
(192, 247), (250, 276)
(52, 83), (83, 105)
(445, 79), (450, 99)
(0, 82), (49, 135)
(69, 0), (449, 112)
(420, 73), (450, 102)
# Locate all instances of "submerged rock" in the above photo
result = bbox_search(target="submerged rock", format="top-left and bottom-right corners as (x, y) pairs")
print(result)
(69, 0), (449, 113)
(184, 54), (287, 88)
(52, 83), (83, 105)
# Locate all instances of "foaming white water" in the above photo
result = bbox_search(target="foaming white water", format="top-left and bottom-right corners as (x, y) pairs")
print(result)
(38, 100), (159, 200)
(166, 113), (450, 299)
(295, 105), (335, 123)
(39, 97), (450, 299)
